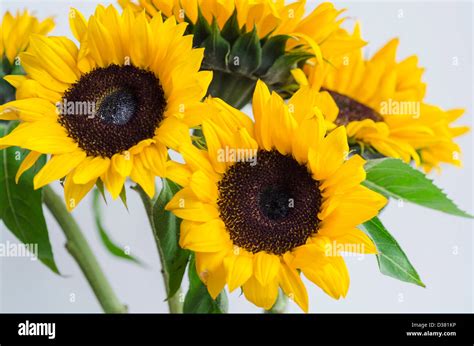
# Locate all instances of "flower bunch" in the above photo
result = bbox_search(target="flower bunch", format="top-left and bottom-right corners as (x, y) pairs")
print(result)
(0, 1), (470, 313)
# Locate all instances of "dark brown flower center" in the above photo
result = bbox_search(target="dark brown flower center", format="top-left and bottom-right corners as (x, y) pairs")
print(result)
(325, 89), (383, 126)
(58, 64), (167, 158)
(217, 150), (321, 255)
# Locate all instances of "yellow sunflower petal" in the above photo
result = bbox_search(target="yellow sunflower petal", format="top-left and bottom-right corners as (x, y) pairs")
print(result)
(15, 151), (42, 183)
(0, 121), (78, 154)
(207, 263), (227, 300)
(180, 219), (229, 252)
(73, 156), (111, 185)
(224, 252), (253, 292)
(165, 161), (192, 187)
(279, 261), (309, 312)
(293, 243), (350, 299)
(33, 151), (86, 189)
(243, 276), (279, 310)
(130, 154), (156, 198)
(189, 170), (218, 204)
(112, 152), (133, 177)
(309, 126), (349, 181)
(252, 80), (272, 150)
(254, 252), (280, 287)
(102, 164), (127, 200)
(64, 170), (97, 211)
(166, 187), (220, 222)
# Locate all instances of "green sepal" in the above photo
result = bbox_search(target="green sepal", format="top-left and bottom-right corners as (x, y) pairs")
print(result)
(191, 8), (211, 47)
(201, 19), (230, 71)
(262, 50), (313, 86)
(228, 26), (262, 75)
(256, 34), (291, 75)
(95, 179), (108, 204)
(220, 9), (241, 45)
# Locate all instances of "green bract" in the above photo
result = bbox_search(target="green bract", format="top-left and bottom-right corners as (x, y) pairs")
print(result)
(186, 10), (313, 108)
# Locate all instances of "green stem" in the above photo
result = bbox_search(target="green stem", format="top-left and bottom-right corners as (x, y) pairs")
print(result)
(135, 184), (183, 313)
(43, 185), (127, 313)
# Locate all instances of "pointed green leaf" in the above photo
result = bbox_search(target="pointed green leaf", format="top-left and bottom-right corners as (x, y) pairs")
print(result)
(228, 26), (262, 75)
(183, 255), (228, 313)
(152, 179), (190, 298)
(0, 122), (59, 273)
(262, 50), (313, 85)
(91, 189), (141, 264)
(201, 19), (231, 70)
(256, 34), (291, 76)
(363, 158), (472, 218)
(361, 216), (425, 287)
(220, 10), (241, 45)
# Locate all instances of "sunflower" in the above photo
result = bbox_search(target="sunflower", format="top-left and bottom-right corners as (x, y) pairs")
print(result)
(119, 0), (365, 107)
(0, 5), (211, 210)
(165, 80), (387, 311)
(121, 0), (358, 42)
(1, 10), (54, 65)
(1, 10), (54, 104)
(296, 25), (469, 172)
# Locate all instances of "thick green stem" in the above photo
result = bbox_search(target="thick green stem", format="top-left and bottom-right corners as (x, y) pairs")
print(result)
(167, 289), (184, 313)
(43, 186), (127, 313)
(135, 184), (183, 313)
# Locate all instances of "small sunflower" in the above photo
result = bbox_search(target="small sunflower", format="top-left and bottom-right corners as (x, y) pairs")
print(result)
(0, 5), (211, 210)
(165, 80), (387, 311)
(1, 10), (54, 65)
(297, 25), (469, 172)
(1, 10), (54, 104)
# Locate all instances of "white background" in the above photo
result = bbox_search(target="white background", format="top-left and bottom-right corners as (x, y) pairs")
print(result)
(0, 0), (472, 313)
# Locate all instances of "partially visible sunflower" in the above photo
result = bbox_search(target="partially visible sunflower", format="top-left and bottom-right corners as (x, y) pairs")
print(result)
(1, 10), (54, 104)
(120, 0), (361, 49)
(119, 0), (365, 107)
(296, 24), (469, 172)
(1, 10), (54, 64)
(0, 5), (211, 210)
(165, 80), (387, 311)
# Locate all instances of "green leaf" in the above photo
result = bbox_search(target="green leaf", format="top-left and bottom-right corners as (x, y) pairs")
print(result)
(91, 189), (141, 264)
(256, 35), (291, 76)
(201, 19), (231, 70)
(220, 10), (241, 45)
(152, 179), (190, 299)
(361, 216), (425, 287)
(183, 255), (228, 313)
(191, 8), (211, 47)
(228, 26), (262, 75)
(262, 50), (313, 85)
(0, 122), (59, 273)
(363, 158), (472, 218)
